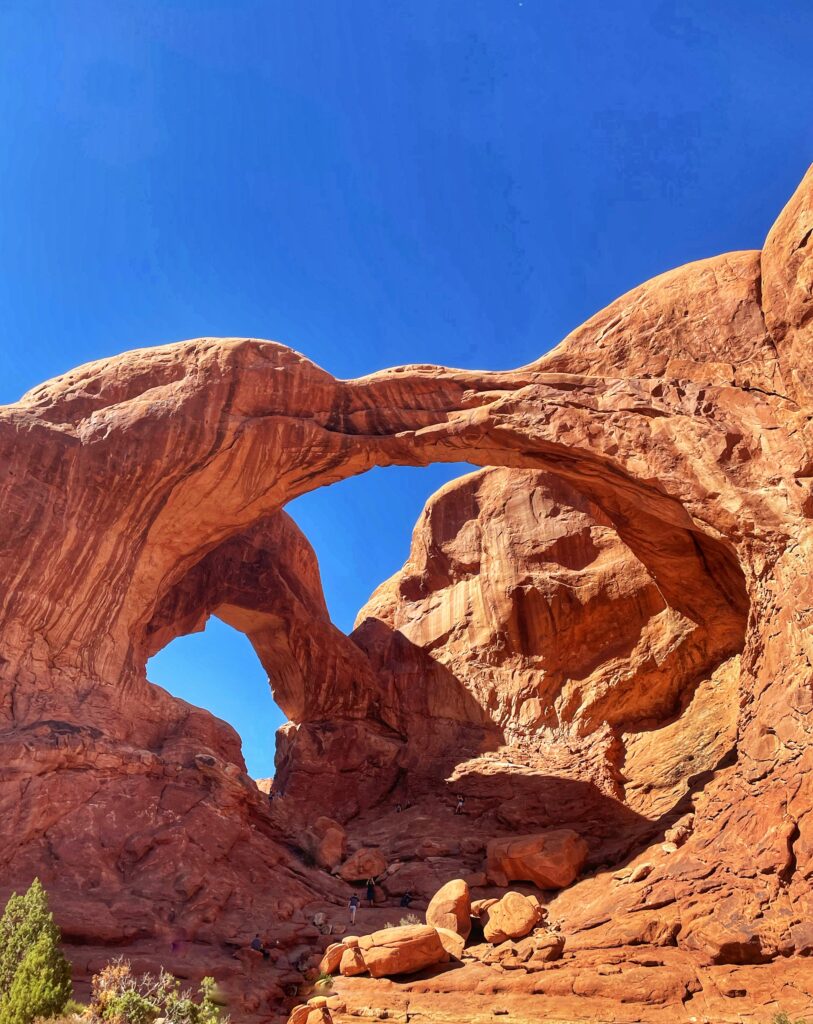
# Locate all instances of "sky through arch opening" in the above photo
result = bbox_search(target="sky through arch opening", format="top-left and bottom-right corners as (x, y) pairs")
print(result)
(147, 616), (285, 780)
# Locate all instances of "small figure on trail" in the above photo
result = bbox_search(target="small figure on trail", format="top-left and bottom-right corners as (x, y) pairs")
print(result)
(365, 877), (376, 907)
(395, 802), (402, 813)
(399, 891), (414, 908)
(455, 793), (465, 815)
(348, 893), (360, 925)
(250, 933), (270, 960)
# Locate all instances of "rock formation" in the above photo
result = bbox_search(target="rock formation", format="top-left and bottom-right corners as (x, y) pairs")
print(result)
(1, 164), (813, 1020)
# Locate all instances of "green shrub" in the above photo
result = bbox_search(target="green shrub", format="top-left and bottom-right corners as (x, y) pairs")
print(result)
(772, 1013), (811, 1024)
(0, 879), (72, 1024)
(88, 960), (227, 1024)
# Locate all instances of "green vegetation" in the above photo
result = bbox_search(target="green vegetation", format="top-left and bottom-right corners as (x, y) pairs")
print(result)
(0, 882), (228, 1024)
(772, 1013), (811, 1024)
(0, 879), (72, 1024)
(88, 960), (227, 1024)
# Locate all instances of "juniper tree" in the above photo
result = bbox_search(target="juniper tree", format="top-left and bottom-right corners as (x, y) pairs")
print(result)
(0, 879), (72, 1024)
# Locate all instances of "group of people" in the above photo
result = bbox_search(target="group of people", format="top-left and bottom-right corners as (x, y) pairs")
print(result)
(347, 879), (414, 924)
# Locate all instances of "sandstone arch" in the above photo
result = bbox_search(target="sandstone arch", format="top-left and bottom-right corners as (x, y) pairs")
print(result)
(0, 165), (811, 1013)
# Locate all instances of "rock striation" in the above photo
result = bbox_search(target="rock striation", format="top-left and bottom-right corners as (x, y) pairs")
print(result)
(1, 165), (813, 1020)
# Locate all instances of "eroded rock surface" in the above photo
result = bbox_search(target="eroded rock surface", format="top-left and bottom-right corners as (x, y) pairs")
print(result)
(1, 165), (813, 1020)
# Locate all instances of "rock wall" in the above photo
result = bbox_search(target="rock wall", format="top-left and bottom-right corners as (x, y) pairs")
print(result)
(1, 165), (812, 1018)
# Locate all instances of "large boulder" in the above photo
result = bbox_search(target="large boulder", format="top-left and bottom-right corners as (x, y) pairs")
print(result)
(302, 816), (347, 871)
(338, 937), (367, 977)
(318, 941), (346, 975)
(486, 830), (588, 889)
(435, 926), (466, 960)
(338, 847), (387, 882)
(358, 925), (449, 978)
(481, 891), (544, 944)
(426, 878), (472, 939)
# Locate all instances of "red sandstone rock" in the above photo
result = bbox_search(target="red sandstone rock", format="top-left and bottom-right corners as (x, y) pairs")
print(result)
(486, 831), (588, 889)
(358, 925), (448, 978)
(425, 878), (471, 939)
(481, 892), (543, 944)
(0, 165), (812, 1022)
(301, 816), (347, 872)
(338, 848), (387, 882)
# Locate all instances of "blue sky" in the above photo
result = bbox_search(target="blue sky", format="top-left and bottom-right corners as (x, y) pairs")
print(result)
(1, 1), (810, 777)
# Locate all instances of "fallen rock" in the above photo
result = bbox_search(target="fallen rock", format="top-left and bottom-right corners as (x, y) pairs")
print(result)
(302, 816), (347, 871)
(528, 930), (565, 963)
(486, 830), (588, 889)
(358, 924), (448, 978)
(318, 941), (346, 975)
(435, 926), (466, 960)
(426, 878), (471, 939)
(481, 891), (544, 944)
(339, 847), (387, 882)
(338, 936), (367, 977)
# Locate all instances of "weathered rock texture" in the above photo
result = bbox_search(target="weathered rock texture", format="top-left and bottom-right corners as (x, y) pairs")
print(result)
(2, 165), (813, 1020)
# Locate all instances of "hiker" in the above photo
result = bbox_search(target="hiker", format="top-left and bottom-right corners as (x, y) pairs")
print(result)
(365, 877), (376, 907)
(395, 802), (402, 813)
(348, 893), (360, 925)
(399, 891), (414, 908)
(455, 793), (465, 815)
(250, 933), (269, 960)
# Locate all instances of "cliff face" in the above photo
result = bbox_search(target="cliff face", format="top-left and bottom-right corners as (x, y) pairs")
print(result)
(1, 165), (812, 1020)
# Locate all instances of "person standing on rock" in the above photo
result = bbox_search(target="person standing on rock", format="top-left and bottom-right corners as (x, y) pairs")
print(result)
(348, 893), (360, 925)
(455, 793), (465, 815)
(250, 934), (269, 960)
(365, 877), (376, 907)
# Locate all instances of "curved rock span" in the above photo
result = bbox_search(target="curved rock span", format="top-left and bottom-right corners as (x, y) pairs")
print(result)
(1, 165), (812, 1021)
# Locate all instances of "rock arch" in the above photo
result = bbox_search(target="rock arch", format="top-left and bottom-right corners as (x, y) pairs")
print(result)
(0, 165), (811, 1004)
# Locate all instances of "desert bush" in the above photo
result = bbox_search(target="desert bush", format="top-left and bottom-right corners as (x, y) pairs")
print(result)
(0, 879), (73, 1024)
(32, 999), (87, 1023)
(399, 914), (420, 926)
(88, 959), (227, 1024)
(772, 1013), (811, 1024)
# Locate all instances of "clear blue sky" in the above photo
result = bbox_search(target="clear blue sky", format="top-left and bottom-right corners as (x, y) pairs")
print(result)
(1, 1), (810, 777)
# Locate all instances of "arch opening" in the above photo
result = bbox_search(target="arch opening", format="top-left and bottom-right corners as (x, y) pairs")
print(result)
(146, 615), (285, 780)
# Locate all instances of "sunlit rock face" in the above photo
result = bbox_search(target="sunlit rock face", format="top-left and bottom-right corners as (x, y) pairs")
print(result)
(0, 166), (812, 1020)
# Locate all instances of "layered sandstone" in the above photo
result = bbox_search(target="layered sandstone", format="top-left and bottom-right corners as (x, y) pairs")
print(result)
(0, 165), (812, 1021)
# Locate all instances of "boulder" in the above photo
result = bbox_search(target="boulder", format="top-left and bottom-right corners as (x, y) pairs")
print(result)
(338, 944), (367, 977)
(481, 891), (544, 944)
(358, 925), (448, 978)
(302, 816), (347, 871)
(435, 926), (466, 960)
(338, 847), (387, 882)
(426, 878), (472, 939)
(486, 830), (588, 889)
(318, 941), (346, 975)
(528, 930), (565, 963)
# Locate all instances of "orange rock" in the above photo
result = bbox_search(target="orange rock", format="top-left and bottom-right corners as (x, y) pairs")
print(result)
(482, 891), (544, 944)
(486, 831), (588, 889)
(358, 924), (448, 978)
(318, 941), (346, 975)
(338, 848), (387, 882)
(302, 817), (347, 872)
(435, 926), (466, 960)
(425, 878), (472, 939)
(338, 945), (367, 977)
